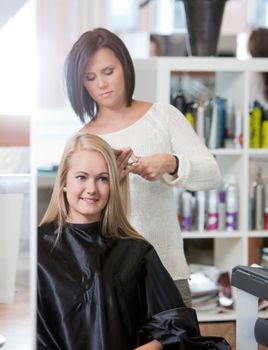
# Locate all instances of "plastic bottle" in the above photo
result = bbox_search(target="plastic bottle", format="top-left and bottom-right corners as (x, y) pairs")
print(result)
(196, 99), (205, 144)
(196, 191), (206, 232)
(208, 101), (218, 149)
(249, 101), (262, 148)
(224, 99), (234, 148)
(261, 109), (268, 148)
(182, 191), (192, 231)
(171, 89), (186, 114)
(253, 168), (265, 230)
(234, 110), (243, 149)
(218, 187), (226, 231)
(264, 207), (268, 230)
(215, 97), (225, 148)
(226, 177), (238, 231)
(206, 189), (218, 231)
(185, 102), (195, 129)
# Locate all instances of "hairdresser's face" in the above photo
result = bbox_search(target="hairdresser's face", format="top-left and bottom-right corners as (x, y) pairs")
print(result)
(65, 150), (110, 224)
(83, 48), (126, 109)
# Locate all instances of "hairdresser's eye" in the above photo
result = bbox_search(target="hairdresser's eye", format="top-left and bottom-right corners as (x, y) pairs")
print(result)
(85, 74), (95, 82)
(104, 68), (113, 76)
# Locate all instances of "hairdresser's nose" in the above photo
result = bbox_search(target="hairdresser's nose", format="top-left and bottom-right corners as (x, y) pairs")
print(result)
(97, 75), (107, 89)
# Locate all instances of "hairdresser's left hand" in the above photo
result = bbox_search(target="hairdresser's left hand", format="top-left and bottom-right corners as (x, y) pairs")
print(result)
(115, 147), (139, 181)
(130, 154), (177, 181)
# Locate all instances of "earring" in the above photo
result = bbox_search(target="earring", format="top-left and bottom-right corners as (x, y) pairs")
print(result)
(63, 187), (67, 192)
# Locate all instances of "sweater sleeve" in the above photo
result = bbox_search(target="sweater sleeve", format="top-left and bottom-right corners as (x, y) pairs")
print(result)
(160, 104), (221, 191)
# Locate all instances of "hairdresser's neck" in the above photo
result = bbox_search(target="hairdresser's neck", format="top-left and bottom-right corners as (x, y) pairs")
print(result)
(97, 100), (134, 122)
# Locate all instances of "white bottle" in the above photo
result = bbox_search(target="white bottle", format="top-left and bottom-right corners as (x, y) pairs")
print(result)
(253, 168), (265, 230)
(182, 191), (192, 231)
(196, 100), (205, 144)
(234, 110), (243, 149)
(208, 101), (218, 149)
(206, 189), (218, 231)
(226, 177), (238, 231)
(196, 191), (206, 232)
(218, 186), (226, 231)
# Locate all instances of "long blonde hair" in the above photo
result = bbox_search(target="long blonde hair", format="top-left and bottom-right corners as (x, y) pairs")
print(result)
(40, 133), (143, 241)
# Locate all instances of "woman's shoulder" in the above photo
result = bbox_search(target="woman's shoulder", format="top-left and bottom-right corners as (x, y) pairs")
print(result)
(116, 237), (153, 253)
(152, 102), (184, 115)
(38, 221), (57, 237)
(144, 102), (186, 130)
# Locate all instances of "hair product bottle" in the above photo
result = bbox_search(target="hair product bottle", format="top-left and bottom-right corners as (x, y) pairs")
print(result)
(225, 99), (234, 148)
(208, 101), (218, 149)
(196, 191), (206, 232)
(234, 110), (243, 149)
(206, 189), (218, 231)
(253, 168), (265, 230)
(196, 99), (205, 144)
(261, 109), (268, 148)
(226, 177), (238, 231)
(264, 207), (268, 230)
(182, 191), (192, 231)
(171, 89), (186, 114)
(249, 101), (262, 148)
(218, 186), (226, 231)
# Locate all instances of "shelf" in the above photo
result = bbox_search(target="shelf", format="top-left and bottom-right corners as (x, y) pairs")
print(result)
(182, 231), (243, 239)
(248, 149), (268, 158)
(133, 56), (268, 323)
(134, 57), (268, 73)
(0, 173), (31, 177)
(197, 310), (236, 322)
(247, 231), (268, 238)
(210, 149), (244, 156)
(198, 309), (268, 323)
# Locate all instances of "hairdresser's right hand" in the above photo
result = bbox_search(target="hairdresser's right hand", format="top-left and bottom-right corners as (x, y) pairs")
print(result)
(115, 147), (138, 181)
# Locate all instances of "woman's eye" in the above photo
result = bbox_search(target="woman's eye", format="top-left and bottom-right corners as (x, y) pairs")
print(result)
(98, 176), (109, 183)
(76, 175), (86, 181)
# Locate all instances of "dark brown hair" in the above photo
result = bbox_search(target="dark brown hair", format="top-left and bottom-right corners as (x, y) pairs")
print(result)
(65, 28), (135, 123)
(248, 27), (268, 101)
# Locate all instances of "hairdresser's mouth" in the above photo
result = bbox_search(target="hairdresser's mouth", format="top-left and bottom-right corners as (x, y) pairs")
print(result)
(99, 90), (113, 97)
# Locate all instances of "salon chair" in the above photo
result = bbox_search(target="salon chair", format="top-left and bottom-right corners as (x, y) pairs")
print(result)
(231, 265), (268, 350)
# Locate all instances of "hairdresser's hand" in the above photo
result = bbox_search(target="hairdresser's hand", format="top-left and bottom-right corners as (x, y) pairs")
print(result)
(130, 154), (177, 181)
(115, 147), (139, 181)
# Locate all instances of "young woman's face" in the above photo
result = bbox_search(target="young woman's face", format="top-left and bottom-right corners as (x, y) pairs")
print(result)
(83, 47), (126, 109)
(65, 150), (110, 224)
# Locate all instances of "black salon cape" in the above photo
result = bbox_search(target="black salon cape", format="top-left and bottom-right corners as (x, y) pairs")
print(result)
(37, 222), (231, 350)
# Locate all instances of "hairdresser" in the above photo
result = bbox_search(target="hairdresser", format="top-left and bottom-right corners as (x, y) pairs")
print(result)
(64, 27), (221, 307)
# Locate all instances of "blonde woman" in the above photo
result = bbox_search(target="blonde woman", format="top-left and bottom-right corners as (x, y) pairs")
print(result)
(37, 133), (230, 350)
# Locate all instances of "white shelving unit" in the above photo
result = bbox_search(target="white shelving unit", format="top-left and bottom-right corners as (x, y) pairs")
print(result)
(133, 57), (268, 322)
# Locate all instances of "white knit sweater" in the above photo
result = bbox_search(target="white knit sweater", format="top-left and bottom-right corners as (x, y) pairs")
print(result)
(100, 103), (221, 280)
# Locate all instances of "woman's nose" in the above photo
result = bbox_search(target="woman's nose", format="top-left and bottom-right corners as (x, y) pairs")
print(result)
(86, 180), (97, 194)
